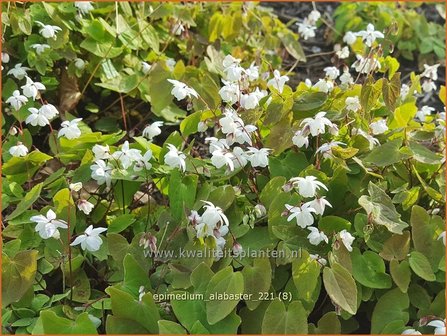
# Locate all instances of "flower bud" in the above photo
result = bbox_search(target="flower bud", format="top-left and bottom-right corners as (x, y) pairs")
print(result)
(69, 182), (83, 192)
(254, 204), (266, 218)
(232, 242), (243, 256)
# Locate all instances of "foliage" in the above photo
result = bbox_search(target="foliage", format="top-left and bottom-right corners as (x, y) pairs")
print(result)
(332, 2), (446, 61)
(1, 1), (446, 335)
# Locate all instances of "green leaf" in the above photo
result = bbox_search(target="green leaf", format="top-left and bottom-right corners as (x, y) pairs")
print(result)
(360, 76), (382, 112)
(108, 214), (136, 233)
(382, 72), (401, 112)
(313, 312), (341, 334)
(207, 185), (235, 211)
(322, 263), (357, 315)
(169, 170), (198, 220)
(2, 250), (38, 307)
(279, 32), (306, 62)
(364, 139), (409, 167)
(260, 176), (287, 209)
(358, 182), (408, 234)
(158, 320), (187, 334)
(292, 92), (327, 116)
(409, 251), (436, 281)
(351, 249), (392, 289)
(40, 311), (97, 334)
(318, 216), (351, 234)
(292, 250), (320, 303)
(261, 300), (308, 334)
(122, 254), (151, 296)
(6, 182), (43, 220)
(242, 258), (271, 310)
(205, 266), (244, 325)
(371, 288), (409, 333)
(390, 259), (411, 293)
(180, 111), (203, 137)
(80, 38), (123, 58)
(380, 231), (410, 261)
(408, 141), (443, 164)
(105, 286), (160, 333)
(410, 206), (444, 268)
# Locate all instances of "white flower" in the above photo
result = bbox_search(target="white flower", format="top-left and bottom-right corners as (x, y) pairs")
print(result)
(206, 137), (229, 153)
(6, 90), (28, 110)
(90, 160), (113, 188)
(339, 70), (354, 86)
(289, 176), (328, 198)
(2, 52), (9, 63)
(142, 121), (163, 140)
(246, 147), (270, 168)
(167, 79), (198, 100)
(401, 329), (421, 335)
(267, 70), (289, 93)
(254, 204), (267, 218)
(307, 227), (329, 245)
(339, 229), (355, 252)
(353, 129), (379, 150)
(9, 142), (28, 157)
(305, 196), (332, 216)
(307, 10), (321, 25)
(427, 319), (446, 335)
(7, 63), (30, 80)
(92, 144), (110, 160)
(335, 45), (349, 59)
(301, 111), (333, 137)
(188, 210), (202, 225)
(345, 96), (361, 112)
(292, 130), (309, 148)
(36, 21), (62, 39)
(77, 199), (94, 215)
(438, 231), (446, 246)
(69, 182), (83, 192)
(39, 104), (59, 120)
(172, 22), (185, 35)
(219, 81), (239, 104)
(245, 62), (259, 81)
(416, 106), (435, 122)
(231, 146), (248, 169)
(201, 201), (229, 227)
(356, 23), (384, 47)
(324, 67), (340, 80)
(422, 79), (437, 93)
(21, 76), (46, 100)
(240, 88), (264, 110)
(222, 55), (243, 81)
(421, 64), (440, 81)
(164, 144), (186, 172)
(25, 107), (50, 127)
(219, 110), (257, 146)
(30, 44), (50, 55)
(70, 225), (107, 252)
(197, 121), (207, 132)
(400, 84), (410, 99)
(74, 58), (85, 70)
(343, 31), (357, 45)
(313, 79), (334, 93)
(285, 203), (316, 228)
(166, 58), (176, 71)
(58, 118), (82, 140)
(297, 22), (316, 40)
(195, 221), (215, 240)
(370, 119), (388, 135)
(352, 54), (381, 74)
(316, 141), (346, 159)
(211, 149), (235, 172)
(112, 140), (142, 169)
(31, 209), (68, 240)
(141, 61), (152, 74)
(134, 150), (153, 172)
(310, 253), (327, 266)
(74, 1), (94, 15)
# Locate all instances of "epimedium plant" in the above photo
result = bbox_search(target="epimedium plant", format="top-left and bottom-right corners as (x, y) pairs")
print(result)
(1, 1), (446, 335)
